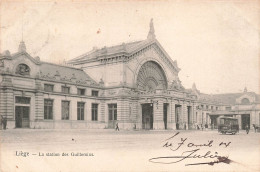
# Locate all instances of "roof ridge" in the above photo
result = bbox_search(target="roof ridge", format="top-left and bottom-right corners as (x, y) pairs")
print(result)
(105, 40), (143, 48)
(41, 61), (83, 71)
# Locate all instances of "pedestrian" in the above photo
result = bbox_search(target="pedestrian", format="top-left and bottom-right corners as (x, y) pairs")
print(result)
(0, 115), (3, 130)
(133, 124), (136, 130)
(201, 124), (204, 131)
(2, 116), (7, 130)
(115, 123), (119, 131)
(245, 124), (249, 134)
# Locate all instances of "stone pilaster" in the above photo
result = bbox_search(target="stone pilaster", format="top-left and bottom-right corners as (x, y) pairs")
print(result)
(4, 89), (14, 120)
(131, 101), (138, 122)
(238, 115), (242, 129)
(180, 102), (187, 129)
(99, 100), (105, 122)
(192, 104), (196, 129)
(35, 92), (44, 120)
(153, 99), (164, 129)
(117, 98), (132, 129)
(137, 103), (142, 129)
(168, 100), (176, 129)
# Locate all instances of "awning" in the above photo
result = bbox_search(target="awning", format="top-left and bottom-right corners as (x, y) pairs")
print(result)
(209, 111), (237, 116)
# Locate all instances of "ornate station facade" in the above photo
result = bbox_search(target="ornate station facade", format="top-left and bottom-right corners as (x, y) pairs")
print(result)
(0, 20), (259, 130)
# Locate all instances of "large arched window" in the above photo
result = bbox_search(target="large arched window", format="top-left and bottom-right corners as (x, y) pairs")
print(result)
(136, 61), (167, 91)
(241, 98), (250, 104)
(15, 64), (30, 75)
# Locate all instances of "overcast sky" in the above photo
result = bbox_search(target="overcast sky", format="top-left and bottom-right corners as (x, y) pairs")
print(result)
(0, 0), (259, 94)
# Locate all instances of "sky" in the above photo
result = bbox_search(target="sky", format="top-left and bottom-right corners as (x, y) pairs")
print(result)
(0, 0), (259, 94)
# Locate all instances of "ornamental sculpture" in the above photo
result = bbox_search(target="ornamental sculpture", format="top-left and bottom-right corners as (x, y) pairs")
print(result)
(15, 64), (30, 75)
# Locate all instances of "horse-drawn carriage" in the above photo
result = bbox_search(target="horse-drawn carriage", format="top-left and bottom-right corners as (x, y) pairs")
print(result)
(218, 117), (239, 135)
(252, 124), (260, 132)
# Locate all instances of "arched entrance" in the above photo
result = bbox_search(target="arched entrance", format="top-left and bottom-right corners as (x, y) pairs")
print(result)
(136, 61), (167, 91)
(137, 61), (168, 129)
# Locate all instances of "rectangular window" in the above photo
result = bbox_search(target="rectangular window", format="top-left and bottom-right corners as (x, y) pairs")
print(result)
(62, 86), (70, 94)
(91, 90), (99, 97)
(77, 88), (85, 95)
(216, 107), (219, 110)
(108, 104), (117, 120)
(77, 102), (85, 120)
(91, 103), (98, 121)
(225, 106), (231, 110)
(62, 101), (70, 120)
(15, 97), (30, 104)
(44, 84), (54, 92)
(44, 99), (53, 120)
(211, 106), (213, 110)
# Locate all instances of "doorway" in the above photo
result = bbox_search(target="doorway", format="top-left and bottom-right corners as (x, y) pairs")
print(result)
(210, 115), (218, 129)
(175, 105), (181, 130)
(142, 103), (153, 130)
(187, 106), (192, 129)
(163, 103), (168, 129)
(15, 106), (30, 128)
(108, 104), (117, 128)
(241, 114), (250, 130)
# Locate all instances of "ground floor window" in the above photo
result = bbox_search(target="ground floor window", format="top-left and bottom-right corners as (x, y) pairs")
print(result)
(108, 104), (117, 120)
(44, 99), (53, 120)
(92, 103), (98, 121)
(77, 102), (85, 120)
(62, 101), (70, 120)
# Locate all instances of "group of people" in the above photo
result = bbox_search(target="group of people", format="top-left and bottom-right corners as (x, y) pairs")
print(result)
(196, 123), (209, 131)
(0, 115), (7, 130)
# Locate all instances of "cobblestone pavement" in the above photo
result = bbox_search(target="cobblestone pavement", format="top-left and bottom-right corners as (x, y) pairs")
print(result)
(0, 129), (259, 172)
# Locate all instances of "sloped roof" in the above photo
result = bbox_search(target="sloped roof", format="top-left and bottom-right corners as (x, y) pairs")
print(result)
(212, 92), (260, 104)
(39, 62), (98, 85)
(0, 47), (98, 86)
(198, 93), (220, 103)
(68, 39), (151, 63)
(198, 92), (260, 105)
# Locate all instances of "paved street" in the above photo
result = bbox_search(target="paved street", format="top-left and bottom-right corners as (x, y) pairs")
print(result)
(0, 129), (259, 172)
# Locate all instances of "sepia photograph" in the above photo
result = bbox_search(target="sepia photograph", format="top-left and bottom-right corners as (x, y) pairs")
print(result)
(0, 0), (259, 171)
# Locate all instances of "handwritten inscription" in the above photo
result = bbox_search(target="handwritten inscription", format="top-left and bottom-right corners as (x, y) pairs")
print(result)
(149, 132), (232, 166)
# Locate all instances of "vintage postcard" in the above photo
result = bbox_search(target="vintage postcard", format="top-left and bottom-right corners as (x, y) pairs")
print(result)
(0, 0), (259, 171)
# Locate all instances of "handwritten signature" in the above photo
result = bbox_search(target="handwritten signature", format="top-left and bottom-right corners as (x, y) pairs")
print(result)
(149, 132), (232, 166)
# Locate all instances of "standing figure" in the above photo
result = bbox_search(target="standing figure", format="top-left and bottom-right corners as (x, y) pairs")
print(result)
(0, 115), (3, 130)
(176, 123), (179, 130)
(2, 116), (7, 130)
(252, 124), (257, 133)
(115, 123), (119, 131)
(245, 124), (249, 134)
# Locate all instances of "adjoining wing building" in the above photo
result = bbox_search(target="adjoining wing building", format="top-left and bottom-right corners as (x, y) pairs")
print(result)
(0, 19), (259, 130)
